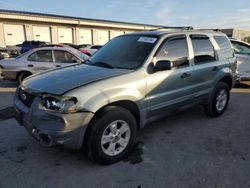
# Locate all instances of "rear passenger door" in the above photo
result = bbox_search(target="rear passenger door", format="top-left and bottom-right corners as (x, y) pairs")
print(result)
(189, 35), (220, 93)
(53, 50), (81, 68)
(26, 50), (54, 74)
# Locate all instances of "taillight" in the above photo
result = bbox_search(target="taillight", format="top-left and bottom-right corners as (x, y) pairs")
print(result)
(81, 49), (89, 54)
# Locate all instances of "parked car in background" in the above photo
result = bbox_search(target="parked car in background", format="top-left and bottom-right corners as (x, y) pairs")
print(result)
(79, 45), (103, 56)
(60, 43), (79, 49)
(20, 40), (47, 54)
(0, 48), (19, 60)
(230, 39), (250, 81)
(8, 44), (22, 53)
(78, 44), (91, 49)
(14, 29), (237, 164)
(0, 47), (89, 83)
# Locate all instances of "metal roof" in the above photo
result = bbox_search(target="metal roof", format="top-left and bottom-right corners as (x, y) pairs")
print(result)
(0, 9), (163, 29)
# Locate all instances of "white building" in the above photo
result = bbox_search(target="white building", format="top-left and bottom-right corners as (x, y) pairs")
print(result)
(222, 28), (250, 40)
(0, 10), (160, 47)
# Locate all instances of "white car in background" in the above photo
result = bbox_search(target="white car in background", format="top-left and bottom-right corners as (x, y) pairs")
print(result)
(230, 39), (250, 81)
(0, 47), (89, 83)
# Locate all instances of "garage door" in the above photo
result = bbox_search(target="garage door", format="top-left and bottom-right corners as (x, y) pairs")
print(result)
(33, 26), (51, 42)
(113, 31), (124, 37)
(3, 24), (25, 46)
(58, 28), (73, 44)
(96, 30), (109, 45)
(79, 29), (92, 45)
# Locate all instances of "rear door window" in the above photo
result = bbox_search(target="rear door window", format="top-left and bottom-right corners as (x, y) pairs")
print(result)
(155, 35), (189, 68)
(214, 36), (234, 59)
(191, 35), (216, 64)
(28, 50), (53, 62)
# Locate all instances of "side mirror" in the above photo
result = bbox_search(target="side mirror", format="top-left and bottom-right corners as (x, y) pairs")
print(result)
(154, 60), (172, 72)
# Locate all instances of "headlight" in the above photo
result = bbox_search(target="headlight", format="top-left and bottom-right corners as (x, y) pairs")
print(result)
(41, 96), (78, 113)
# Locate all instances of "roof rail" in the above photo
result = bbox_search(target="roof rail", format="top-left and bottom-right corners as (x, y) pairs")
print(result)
(195, 29), (222, 32)
(150, 26), (194, 31)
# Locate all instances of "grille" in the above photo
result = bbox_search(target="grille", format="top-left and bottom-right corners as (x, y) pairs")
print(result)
(18, 88), (36, 108)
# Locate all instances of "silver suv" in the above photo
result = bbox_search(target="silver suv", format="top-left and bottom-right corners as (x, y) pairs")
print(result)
(14, 28), (237, 164)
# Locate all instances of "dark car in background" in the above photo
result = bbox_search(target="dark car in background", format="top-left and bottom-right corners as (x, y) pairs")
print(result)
(60, 43), (79, 49)
(20, 40), (47, 54)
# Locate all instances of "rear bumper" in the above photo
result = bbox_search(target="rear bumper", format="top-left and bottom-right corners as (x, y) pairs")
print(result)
(239, 75), (250, 81)
(14, 91), (94, 150)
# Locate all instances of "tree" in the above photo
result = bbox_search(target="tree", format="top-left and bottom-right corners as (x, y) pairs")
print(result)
(243, 36), (250, 44)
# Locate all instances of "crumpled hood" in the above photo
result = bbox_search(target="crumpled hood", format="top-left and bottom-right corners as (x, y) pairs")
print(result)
(22, 64), (131, 95)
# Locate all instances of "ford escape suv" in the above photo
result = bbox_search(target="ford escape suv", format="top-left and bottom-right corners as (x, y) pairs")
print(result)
(14, 28), (237, 164)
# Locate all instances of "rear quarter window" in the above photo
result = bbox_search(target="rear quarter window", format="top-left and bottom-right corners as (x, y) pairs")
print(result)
(214, 36), (234, 59)
(191, 35), (216, 64)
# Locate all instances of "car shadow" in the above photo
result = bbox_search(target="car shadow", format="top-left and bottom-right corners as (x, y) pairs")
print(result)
(234, 82), (250, 89)
(0, 77), (19, 88)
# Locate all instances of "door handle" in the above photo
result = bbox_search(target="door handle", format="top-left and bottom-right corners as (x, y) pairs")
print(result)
(56, 65), (61, 67)
(27, 64), (34, 67)
(212, 66), (218, 71)
(181, 73), (191, 79)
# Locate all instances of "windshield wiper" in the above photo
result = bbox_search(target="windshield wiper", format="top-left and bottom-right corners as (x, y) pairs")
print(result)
(93, 61), (113, 69)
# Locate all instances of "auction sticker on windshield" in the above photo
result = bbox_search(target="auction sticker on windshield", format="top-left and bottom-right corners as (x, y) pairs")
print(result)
(138, 37), (157, 44)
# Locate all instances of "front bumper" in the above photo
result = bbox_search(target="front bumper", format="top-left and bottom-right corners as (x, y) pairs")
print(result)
(3, 71), (18, 80)
(14, 90), (94, 150)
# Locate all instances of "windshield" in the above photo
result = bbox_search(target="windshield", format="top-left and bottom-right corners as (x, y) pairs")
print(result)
(15, 51), (29, 59)
(88, 35), (158, 69)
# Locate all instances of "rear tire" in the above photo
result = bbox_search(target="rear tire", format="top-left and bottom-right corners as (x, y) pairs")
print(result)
(205, 82), (230, 117)
(18, 72), (32, 84)
(86, 106), (137, 165)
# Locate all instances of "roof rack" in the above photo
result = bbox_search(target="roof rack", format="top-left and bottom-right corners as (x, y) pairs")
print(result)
(150, 26), (194, 31)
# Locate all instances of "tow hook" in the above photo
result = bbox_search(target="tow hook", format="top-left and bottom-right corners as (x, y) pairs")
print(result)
(32, 128), (53, 147)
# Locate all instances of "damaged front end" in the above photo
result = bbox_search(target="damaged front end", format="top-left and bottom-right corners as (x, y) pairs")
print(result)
(14, 87), (94, 150)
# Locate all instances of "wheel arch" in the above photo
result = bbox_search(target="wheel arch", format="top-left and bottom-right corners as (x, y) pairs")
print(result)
(82, 100), (141, 149)
(218, 76), (233, 90)
(17, 70), (32, 79)
(91, 100), (140, 130)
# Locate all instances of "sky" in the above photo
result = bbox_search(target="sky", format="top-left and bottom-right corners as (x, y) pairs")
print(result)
(0, 0), (250, 29)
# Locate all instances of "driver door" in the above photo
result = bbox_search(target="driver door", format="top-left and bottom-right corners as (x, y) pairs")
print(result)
(53, 50), (81, 68)
(145, 35), (194, 117)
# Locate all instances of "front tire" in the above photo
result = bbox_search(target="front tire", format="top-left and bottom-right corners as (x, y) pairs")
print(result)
(205, 82), (230, 117)
(86, 106), (137, 165)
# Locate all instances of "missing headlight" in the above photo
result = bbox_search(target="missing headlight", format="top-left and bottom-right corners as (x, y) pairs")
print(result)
(42, 96), (78, 113)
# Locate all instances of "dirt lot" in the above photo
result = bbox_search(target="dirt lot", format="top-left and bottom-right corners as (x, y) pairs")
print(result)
(0, 78), (250, 188)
